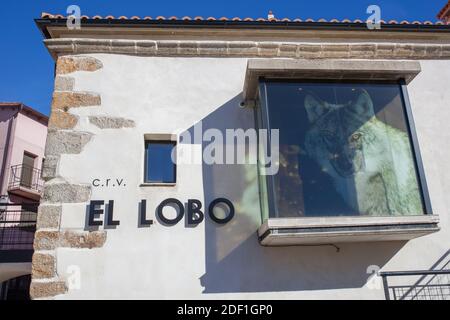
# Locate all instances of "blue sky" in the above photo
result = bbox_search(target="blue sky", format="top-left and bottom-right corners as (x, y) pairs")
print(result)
(0, 0), (446, 115)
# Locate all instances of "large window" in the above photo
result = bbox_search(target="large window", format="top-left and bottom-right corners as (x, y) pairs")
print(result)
(257, 81), (430, 218)
(144, 141), (176, 184)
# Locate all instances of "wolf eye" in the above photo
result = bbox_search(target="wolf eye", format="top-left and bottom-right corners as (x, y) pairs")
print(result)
(350, 133), (362, 142)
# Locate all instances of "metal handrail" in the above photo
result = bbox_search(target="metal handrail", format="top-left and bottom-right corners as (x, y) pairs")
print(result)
(0, 202), (40, 206)
(380, 270), (450, 276)
(380, 269), (450, 300)
(8, 164), (44, 193)
(0, 221), (37, 224)
(0, 206), (37, 251)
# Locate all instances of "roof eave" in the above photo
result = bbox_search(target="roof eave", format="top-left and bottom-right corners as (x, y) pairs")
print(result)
(35, 18), (450, 40)
(0, 102), (49, 124)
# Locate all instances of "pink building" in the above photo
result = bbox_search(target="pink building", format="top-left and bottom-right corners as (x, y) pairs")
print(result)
(0, 102), (48, 300)
(0, 102), (48, 202)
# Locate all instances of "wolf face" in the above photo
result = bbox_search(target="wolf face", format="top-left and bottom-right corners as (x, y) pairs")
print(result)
(303, 89), (423, 216)
(304, 89), (373, 179)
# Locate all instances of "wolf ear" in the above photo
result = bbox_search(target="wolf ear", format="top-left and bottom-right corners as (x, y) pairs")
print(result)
(350, 89), (375, 118)
(304, 94), (327, 123)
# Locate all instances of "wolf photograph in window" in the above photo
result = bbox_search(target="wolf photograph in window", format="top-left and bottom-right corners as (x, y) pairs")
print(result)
(262, 82), (425, 218)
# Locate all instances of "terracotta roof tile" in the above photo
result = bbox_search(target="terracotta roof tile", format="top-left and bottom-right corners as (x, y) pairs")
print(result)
(39, 12), (448, 26)
(438, 1), (450, 19)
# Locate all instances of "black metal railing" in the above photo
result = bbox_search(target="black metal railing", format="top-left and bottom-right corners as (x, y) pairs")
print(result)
(380, 269), (450, 300)
(0, 204), (37, 251)
(8, 164), (44, 194)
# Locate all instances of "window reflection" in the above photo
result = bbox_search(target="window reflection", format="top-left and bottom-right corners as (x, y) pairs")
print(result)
(145, 141), (176, 183)
(260, 82), (424, 217)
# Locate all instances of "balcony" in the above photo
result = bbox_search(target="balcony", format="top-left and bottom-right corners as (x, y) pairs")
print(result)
(8, 165), (44, 201)
(0, 204), (37, 263)
(380, 269), (450, 300)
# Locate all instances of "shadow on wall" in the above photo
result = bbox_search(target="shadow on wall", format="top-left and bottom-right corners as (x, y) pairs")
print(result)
(427, 249), (450, 271)
(180, 93), (406, 294)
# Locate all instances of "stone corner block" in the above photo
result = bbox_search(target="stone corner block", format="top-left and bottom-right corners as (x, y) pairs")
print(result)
(42, 182), (91, 204)
(31, 253), (56, 279)
(30, 281), (67, 299)
(62, 230), (107, 249)
(56, 56), (103, 75)
(51, 91), (101, 111)
(48, 110), (78, 130)
(34, 230), (106, 250)
(41, 155), (60, 181)
(89, 116), (136, 129)
(37, 205), (62, 229)
(34, 230), (61, 250)
(45, 130), (93, 156)
(54, 76), (75, 91)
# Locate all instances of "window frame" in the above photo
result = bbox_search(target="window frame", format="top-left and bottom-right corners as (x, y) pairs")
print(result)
(256, 78), (433, 219)
(143, 140), (177, 185)
(22, 151), (37, 168)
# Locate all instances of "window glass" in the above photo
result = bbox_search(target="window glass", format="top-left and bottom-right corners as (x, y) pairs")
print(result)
(144, 141), (176, 183)
(255, 99), (270, 224)
(21, 152), (36, 188)
(260, 82), (425, 217)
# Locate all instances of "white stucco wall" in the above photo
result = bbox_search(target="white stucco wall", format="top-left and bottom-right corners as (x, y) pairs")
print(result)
(53, 55), (450, 299)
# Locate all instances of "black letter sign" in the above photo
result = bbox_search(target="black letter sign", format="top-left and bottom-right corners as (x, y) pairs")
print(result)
(139, 200), (154, 226)
(106, 200), (120, 226)
(187, 199), (204, 225)
(208, 198), (235, 224)
(88, 200), (104, 226)
(157, 198), (184, 225)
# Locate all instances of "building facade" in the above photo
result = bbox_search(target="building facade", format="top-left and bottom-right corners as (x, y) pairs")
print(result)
(0, 103), (48, 299)
(31, 10), (450, 300)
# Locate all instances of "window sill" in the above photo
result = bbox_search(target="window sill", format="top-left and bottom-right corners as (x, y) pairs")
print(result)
(258, 215), (440, 246)
(140, 183), (176, 187)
